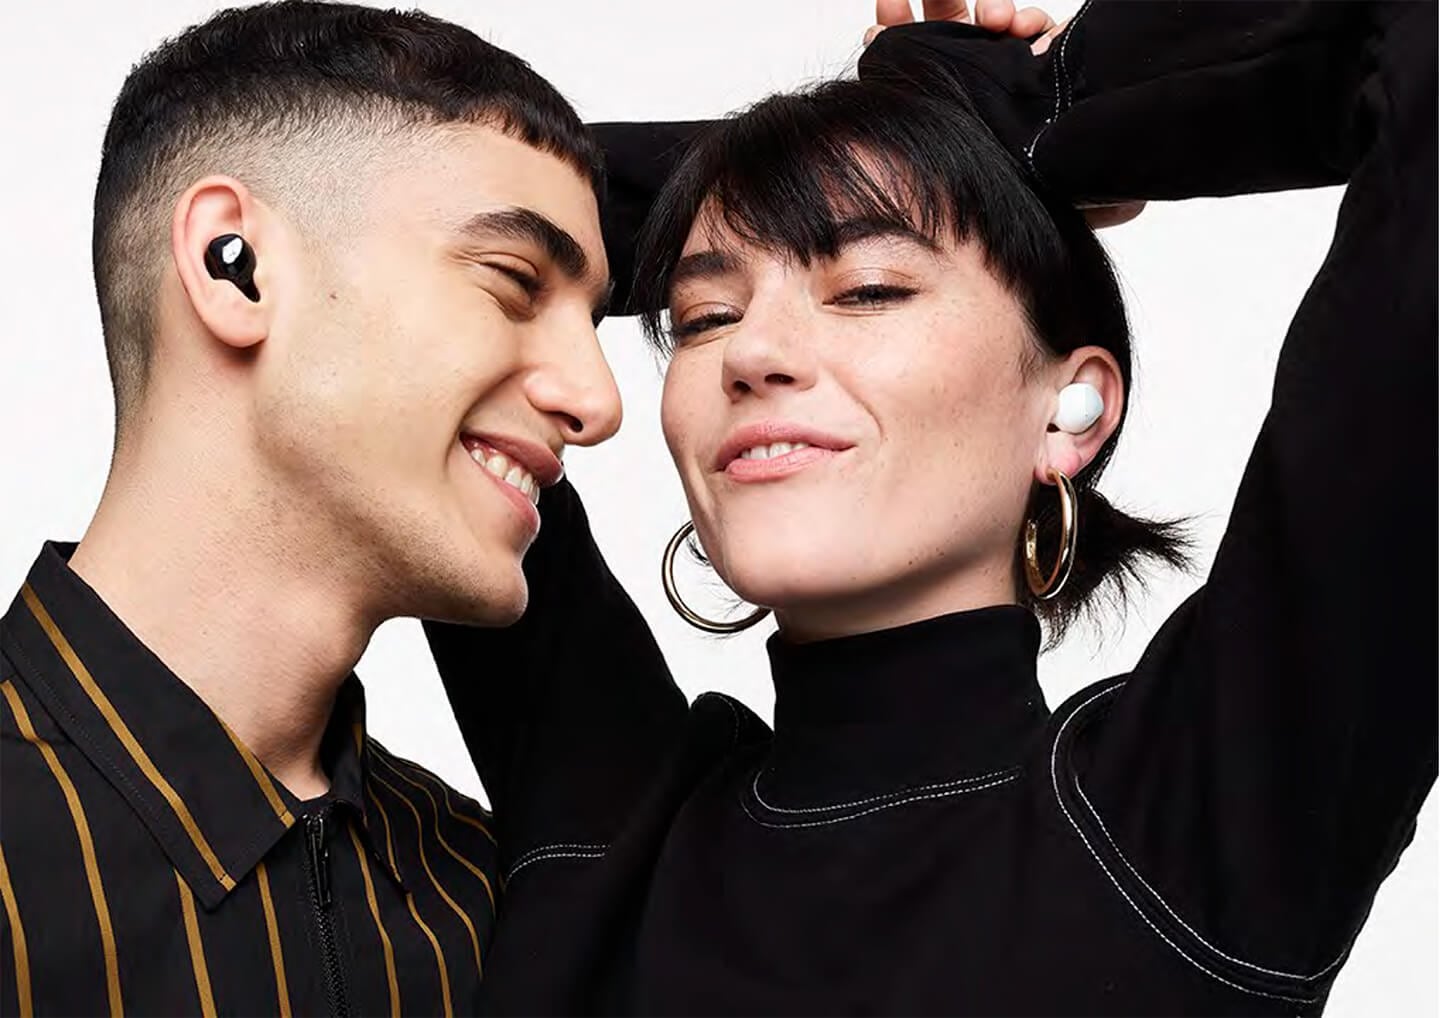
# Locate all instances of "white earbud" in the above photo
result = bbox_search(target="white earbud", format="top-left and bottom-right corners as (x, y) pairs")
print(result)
(1052, 382), (1104, 434)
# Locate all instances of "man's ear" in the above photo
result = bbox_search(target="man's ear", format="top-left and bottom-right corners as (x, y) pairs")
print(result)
(171, 175), (271, 349)
(1034, 346), (1126, 484)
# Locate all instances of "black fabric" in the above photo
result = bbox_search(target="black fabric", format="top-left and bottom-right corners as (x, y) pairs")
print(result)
(0, 544), (499, 1017)
(590, 120), (709, 314)
(423, 2), (1436, 1013)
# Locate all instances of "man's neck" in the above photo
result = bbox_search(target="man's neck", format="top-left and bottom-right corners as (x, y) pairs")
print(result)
(69, 431), (377, 801)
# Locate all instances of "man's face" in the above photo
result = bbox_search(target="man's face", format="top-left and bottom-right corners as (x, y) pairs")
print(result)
(255, 124), (620, 625)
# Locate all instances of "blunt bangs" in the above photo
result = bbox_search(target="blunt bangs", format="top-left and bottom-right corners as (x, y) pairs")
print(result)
(633, 69), (1068, 353)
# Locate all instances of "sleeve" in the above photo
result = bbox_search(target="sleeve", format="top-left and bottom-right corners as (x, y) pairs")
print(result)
(423, 480), (689, 867)
(590, 120), (709, 314)
(866, 0), (1436, 994)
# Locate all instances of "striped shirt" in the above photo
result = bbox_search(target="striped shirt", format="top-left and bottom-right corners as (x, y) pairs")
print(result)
(0, 542), (499, 1016)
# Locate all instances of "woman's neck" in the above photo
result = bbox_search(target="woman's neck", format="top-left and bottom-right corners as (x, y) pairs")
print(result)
(773, 553), (1019, 644)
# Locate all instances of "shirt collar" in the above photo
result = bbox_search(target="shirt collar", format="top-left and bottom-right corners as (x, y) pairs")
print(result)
(761, 605), (1048, 805)
(0, 542), (402, 908)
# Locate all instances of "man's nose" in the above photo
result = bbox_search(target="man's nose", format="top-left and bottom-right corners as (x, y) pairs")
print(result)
(526, 320), (623, 446)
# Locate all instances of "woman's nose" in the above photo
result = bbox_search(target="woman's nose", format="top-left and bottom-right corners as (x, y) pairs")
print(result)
(720, 307), (818, 400)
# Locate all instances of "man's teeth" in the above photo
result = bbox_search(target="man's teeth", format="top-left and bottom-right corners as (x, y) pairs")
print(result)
(467, 445), (540, 505)
(738, 441), (811, 461)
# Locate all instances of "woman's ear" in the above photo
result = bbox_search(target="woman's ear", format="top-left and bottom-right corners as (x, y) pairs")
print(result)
(1034, 346), (1125, 484)
(170, 175), (272, 350)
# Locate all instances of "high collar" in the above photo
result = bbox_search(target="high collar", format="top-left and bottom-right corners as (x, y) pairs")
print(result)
(759, 605), (1048, 806)
(0, 542), (400, 909)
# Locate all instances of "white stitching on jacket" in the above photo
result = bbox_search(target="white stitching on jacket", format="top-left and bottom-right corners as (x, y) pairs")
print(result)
(505, 845), (607, 882)
(751, 764), (1019, 815)
(1073, 778), (1349, 981)
(1029, 0), (1095, 179)
(1050, 683), (1316, 1004)
(742, 771), (1020, 830)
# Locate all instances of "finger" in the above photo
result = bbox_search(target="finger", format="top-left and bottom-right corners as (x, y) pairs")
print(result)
(863, 23), (887, 45)
(973, 0), (1017, 31)
(1082, 201), (1147, 229)
(1014, 7), (1057, 37)
(922, 0), (970, 22)
(875, 0), (916, 27)
(1030, 19), (1066, 55)
(1012, 6), (1057, 37)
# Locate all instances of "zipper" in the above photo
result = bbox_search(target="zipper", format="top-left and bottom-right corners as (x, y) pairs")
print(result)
(304, 808), (350, 1017)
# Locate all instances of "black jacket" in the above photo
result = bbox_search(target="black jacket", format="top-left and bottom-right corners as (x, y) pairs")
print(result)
(427, 2), (1437, 1013)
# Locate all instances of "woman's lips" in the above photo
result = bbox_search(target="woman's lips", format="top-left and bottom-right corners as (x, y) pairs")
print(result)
(723, 444), (840, 482)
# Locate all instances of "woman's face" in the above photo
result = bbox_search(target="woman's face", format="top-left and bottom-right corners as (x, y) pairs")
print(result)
(660, 209), (1104, 640)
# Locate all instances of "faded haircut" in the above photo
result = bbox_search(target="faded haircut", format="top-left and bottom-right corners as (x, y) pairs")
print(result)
(93, 0), (602, 423)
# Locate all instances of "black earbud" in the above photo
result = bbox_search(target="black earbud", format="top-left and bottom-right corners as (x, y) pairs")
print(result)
(203, 233), (260, 302)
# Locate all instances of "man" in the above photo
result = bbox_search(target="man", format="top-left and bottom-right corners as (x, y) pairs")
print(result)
(0, 3), (626, 1014)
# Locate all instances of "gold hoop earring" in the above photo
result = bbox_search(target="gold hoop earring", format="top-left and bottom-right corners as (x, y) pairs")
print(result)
(661, 521), (771, 634)
(1024, 468), (1079, 601)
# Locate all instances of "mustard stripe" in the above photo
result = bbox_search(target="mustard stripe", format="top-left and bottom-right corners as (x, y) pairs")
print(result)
(347, 823), (401, 1017)
(20, 586), (234, 890)
(403, 889), (452, 1018)
(374, 772), (481, 985)
(386, 750), (496, 846)
(1, 680), (123, 1017)
(254, 863), (292, 1018)
(220, 723), (294, 827)
(175, 872), (217, 1018)
(367, 784), (401, 877)
(376, 754), (496, 910)
(0, 842), (33, 1018)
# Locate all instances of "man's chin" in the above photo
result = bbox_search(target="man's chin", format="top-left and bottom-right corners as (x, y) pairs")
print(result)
(414, 576), (528, 628)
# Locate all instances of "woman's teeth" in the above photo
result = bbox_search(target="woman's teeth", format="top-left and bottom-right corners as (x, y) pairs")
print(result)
(738, 441), (810, 461)
(467, 444), (540, 505)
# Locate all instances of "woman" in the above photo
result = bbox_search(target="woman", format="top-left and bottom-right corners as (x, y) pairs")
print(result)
(428, 2), (1435, 1013)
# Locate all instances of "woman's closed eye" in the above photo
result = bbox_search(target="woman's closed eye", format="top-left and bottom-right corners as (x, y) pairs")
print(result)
(827, 282), (919, 308)
(670, 305), (742, 341)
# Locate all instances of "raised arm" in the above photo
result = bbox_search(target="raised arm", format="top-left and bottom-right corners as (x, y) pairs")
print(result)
(424, 480), (687, 866)
(867, 0), (1436, 997)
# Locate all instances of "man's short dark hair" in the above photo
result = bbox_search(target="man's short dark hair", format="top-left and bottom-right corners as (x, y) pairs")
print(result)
(94, 0), (602, 421)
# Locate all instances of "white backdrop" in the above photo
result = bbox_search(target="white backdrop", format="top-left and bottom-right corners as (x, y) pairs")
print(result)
(0, 2), (1433, 1014)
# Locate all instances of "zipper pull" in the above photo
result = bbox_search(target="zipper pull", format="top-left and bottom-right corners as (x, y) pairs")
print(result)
(306, 810), (332, 909)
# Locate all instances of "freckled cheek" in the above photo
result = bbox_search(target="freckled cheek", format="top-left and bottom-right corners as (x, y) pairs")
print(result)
(660, 358), (708, 458)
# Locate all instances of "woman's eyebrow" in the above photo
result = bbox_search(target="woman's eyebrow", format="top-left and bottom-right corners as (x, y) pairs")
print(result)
(668, 249), (741, 290)
(830, 216), (940, 252)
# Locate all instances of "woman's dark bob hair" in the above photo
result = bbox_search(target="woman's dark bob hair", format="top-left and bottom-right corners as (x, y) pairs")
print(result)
(630, 55), (1188, 642)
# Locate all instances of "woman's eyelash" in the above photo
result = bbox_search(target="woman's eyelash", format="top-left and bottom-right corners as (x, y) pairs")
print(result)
(670, 284), (916, 340)
(671, 310), (740, 339)
(830, 283), (918, 305)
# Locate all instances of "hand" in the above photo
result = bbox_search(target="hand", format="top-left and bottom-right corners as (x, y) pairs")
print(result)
(863, 1), (1145, 228)
(864, 0), (1064, 55)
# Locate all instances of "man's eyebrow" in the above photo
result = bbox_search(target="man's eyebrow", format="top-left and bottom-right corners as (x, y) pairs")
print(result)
(668, 249), (741, 291)
(456, 207), (591, 280)
(457, 206), (613, 317)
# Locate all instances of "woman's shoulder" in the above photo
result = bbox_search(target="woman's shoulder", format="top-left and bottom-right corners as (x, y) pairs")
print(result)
(687, 690), (773, 753)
